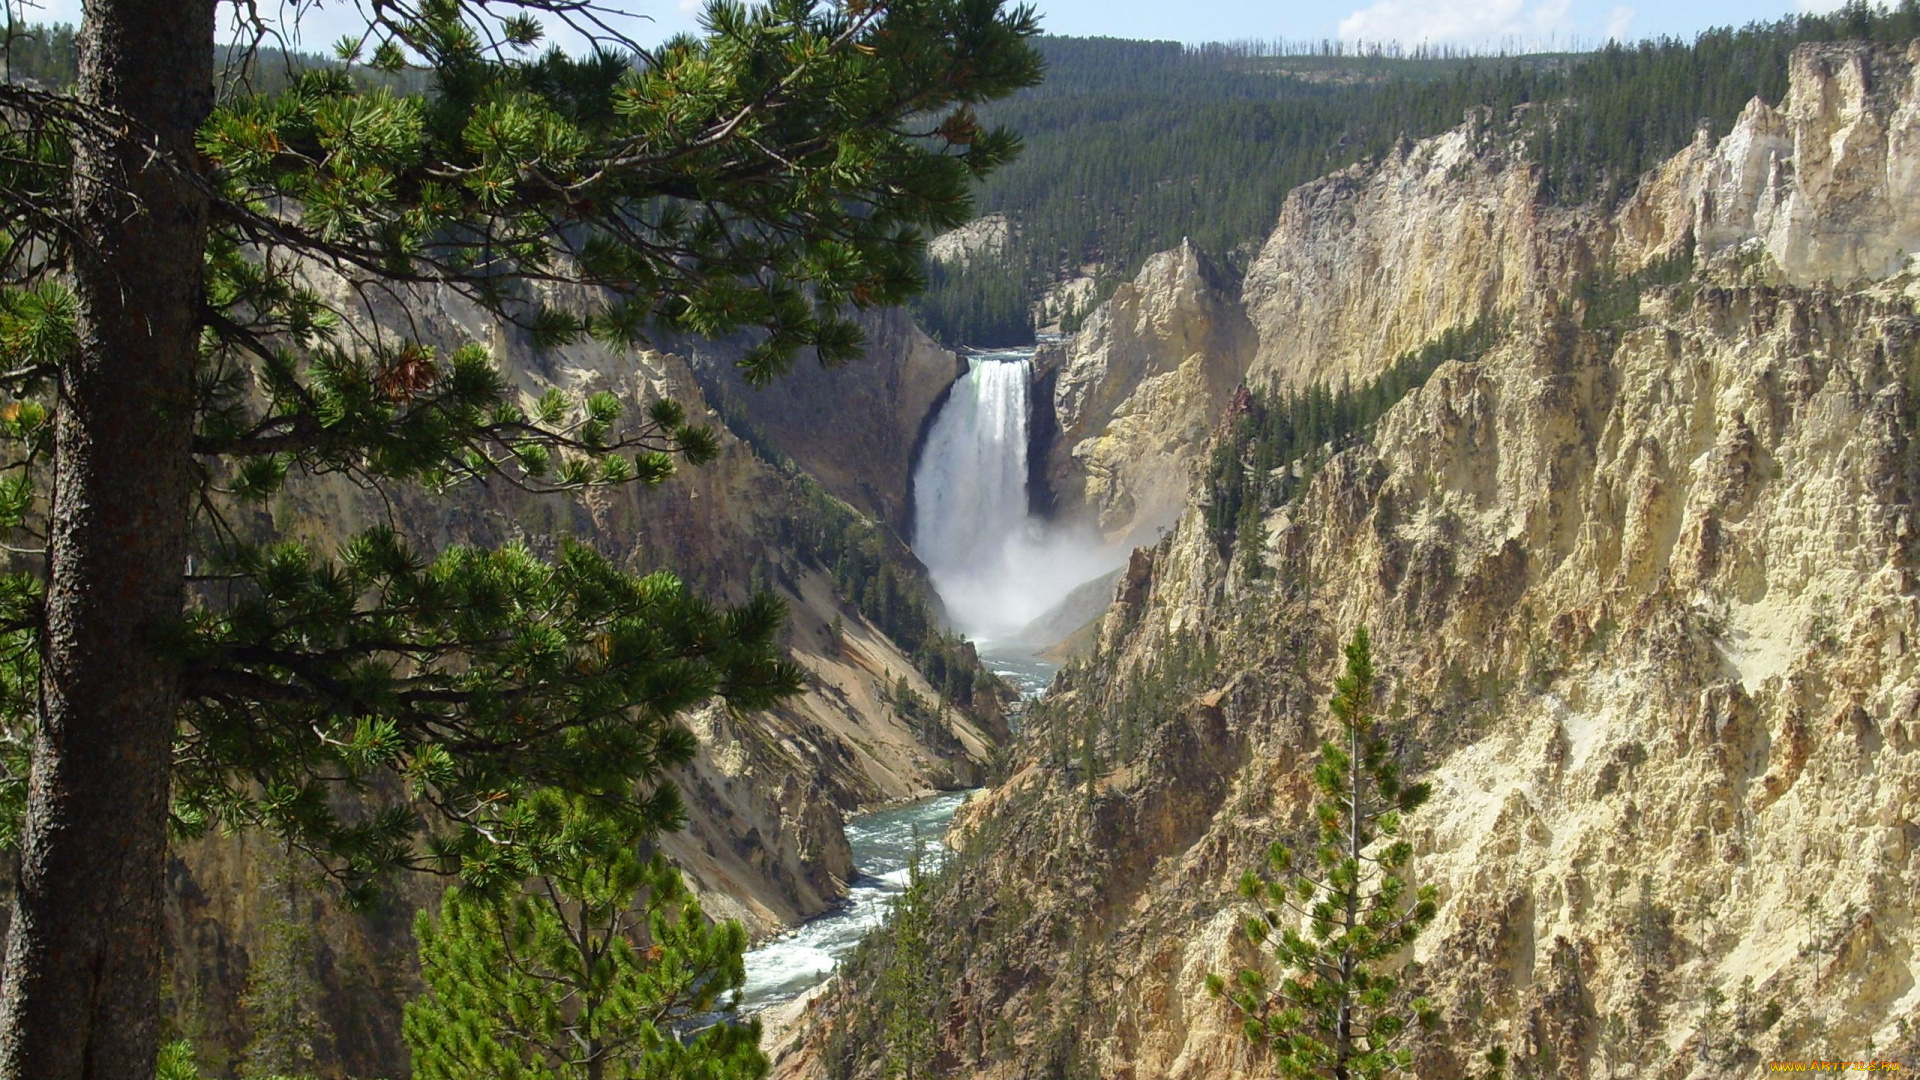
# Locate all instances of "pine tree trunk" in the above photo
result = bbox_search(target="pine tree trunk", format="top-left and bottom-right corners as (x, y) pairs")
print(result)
(1336, 707), (1362, 1080)
(0, 0), (212, 1074)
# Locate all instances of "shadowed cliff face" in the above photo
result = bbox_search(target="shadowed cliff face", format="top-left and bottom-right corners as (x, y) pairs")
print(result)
(150, 286), (1000, 1078)
(676, 309), (969, 529)
(773, 41), (1920, 1080)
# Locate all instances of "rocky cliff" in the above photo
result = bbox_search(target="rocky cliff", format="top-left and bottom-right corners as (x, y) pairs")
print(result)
(160, 286), (999, 1076)
(1621, 41), (1920, 288)
(1239, 108), (1559, 392)
(1038, 239), (1252, 544)
(1034, 112), (1564, 548)
(777, 40), (1920, 1080)
(677, 309), (967, 528)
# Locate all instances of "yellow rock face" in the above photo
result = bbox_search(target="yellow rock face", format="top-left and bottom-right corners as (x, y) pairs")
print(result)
(1044, 239), (1253, 544)
(1623, 42), (1920, 286)
(777, 40), (1920, 1080)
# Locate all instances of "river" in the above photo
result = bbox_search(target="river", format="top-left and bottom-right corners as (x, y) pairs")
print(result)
(737, 344), (1097, 1012)
(738, 789), (974, 1013)
(734, 643), (1060, 1014)
(981, 647), (1058, 700)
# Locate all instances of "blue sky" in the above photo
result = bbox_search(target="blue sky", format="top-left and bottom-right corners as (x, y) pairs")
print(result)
(616, 0), (1841, 51)
(21, 0), (1856, 55)
(1025, 0), (1845, 50)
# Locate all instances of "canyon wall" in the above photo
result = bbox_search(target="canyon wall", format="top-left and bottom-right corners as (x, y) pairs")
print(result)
(1039, 239), (1252, 544)
(1240, 108), (1558, 391)
(778, 40), (1920, 1080)
(1036, 114), (1567, 549)
(677, 309), (967, 528)
(160, 286), (996, 1076)
(1621, 41), (1920, 287)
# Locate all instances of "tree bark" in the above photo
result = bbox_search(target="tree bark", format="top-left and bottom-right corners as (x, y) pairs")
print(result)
(0, 0), (212, 1074)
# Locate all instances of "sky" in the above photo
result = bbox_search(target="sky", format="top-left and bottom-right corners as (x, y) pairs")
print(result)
(1025, 0), (1852, 51)
(14, 0), (1863, 57)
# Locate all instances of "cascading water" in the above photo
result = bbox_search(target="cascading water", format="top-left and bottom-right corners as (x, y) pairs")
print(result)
(912, 352), (1033, 624)
(912, 350), (1121, 645)
(738, 791), (969, 1013)
(738, 352), (1114, 1011)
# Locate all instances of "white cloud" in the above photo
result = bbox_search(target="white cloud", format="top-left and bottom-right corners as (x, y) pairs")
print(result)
(1604, 5), (1636, 42)
(1337, 0), (1575, 48)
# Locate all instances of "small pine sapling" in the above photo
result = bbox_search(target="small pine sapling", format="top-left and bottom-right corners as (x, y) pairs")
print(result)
(1208, 627), (1503, 1080)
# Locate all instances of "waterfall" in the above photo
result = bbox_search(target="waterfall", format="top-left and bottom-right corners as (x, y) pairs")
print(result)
(913, 354), (1033, 580)
(912, 351), (1119, 643)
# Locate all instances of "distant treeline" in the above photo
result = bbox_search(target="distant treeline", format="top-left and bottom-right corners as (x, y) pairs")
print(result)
(0, 23), (76, 86)
(1, 22), (431, 93)
(917, 2), (1920, 346)
(16, 7), (1919, 351)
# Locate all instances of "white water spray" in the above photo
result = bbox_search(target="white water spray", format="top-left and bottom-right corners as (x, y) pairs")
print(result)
(912, 351), (1122, 644)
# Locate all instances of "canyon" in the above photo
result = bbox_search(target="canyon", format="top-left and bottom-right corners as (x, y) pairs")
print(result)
(119, 32), (1920, 1080)
(772, 39), (1920, 1080)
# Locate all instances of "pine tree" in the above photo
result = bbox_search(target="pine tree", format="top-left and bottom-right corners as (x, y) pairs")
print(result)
(0, 1), (1040, 1074)
(405, 795), (762, 1080)
(1236, 501), (1267, 581)
(1208, 627), (1503, 1080)
(238, 861), (330, 1078)
(880, 842), (938, 1080)
(155, 1042), (211, 1080)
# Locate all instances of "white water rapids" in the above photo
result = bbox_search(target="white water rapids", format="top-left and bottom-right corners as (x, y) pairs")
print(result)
(738, 792), (969, 1013)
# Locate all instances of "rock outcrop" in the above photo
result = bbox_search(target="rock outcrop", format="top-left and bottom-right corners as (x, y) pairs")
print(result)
(1041, 239), (1253, 543)
(1623, 42), (1920, 285)
(1036, 116), (1561, 549)
(929, 213), (1015, 270)
(775, 40), (1920, 1080)
(1239, 109), (1565, 393)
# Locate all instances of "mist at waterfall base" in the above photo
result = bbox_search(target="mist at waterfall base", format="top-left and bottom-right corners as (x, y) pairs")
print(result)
(912, 351), (1124, 646)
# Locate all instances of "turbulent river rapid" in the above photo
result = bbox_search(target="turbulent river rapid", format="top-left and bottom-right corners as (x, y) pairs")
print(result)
(738, 791), (972, 1013)
(734, 666), (1051, 1014)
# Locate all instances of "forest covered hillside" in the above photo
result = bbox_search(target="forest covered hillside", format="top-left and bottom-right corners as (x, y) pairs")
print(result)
(16, 8), (1920, 349)
(919, 3), (1920, 345)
